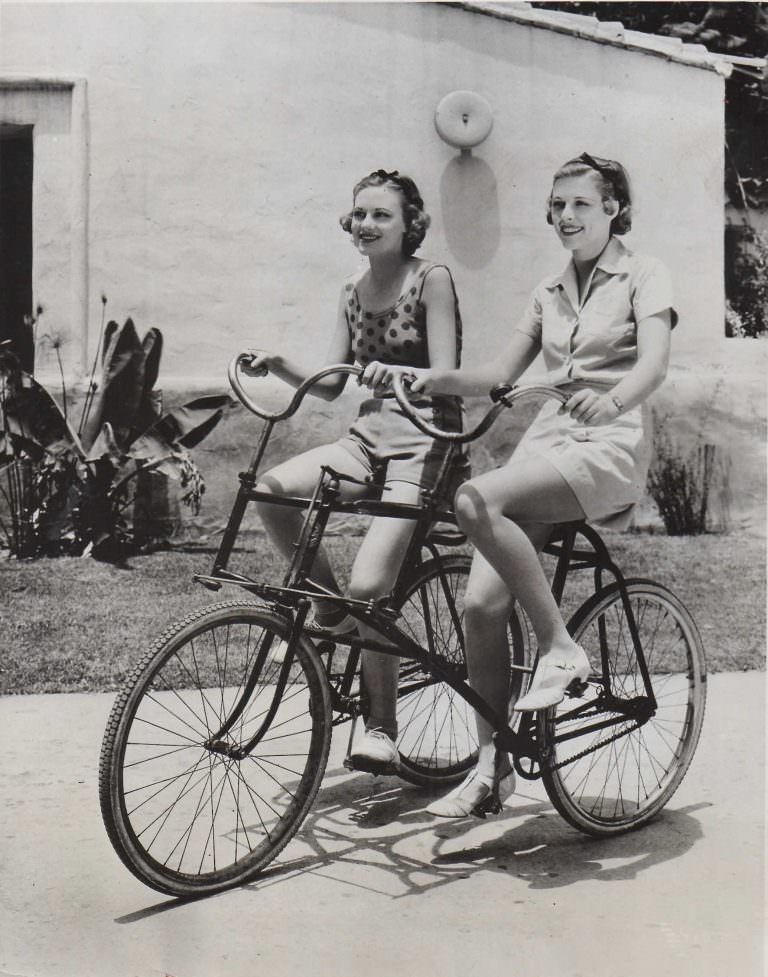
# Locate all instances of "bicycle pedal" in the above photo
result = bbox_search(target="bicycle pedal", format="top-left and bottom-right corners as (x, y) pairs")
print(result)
(566, 678), (589, 698)
(471, 796), (502, 819)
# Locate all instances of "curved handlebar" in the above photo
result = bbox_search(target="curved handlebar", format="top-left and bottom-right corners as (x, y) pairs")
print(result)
(228, 351), (569, 443)
(390, 373), (569, 444)
(228, 353), (362, 421)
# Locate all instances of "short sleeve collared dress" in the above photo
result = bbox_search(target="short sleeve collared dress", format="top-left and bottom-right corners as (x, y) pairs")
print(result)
(512, 236), (677, 528)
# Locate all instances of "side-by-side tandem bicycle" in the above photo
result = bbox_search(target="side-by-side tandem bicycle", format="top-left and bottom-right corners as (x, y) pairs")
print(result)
(98, 356), (706, 898)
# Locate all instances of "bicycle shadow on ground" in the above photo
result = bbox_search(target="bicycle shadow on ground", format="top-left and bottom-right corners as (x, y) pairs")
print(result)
(239, 765), (711, 900)
(116, 767), (710, 921)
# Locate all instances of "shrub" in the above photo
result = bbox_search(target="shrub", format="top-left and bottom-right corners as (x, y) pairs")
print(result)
(727, 225), (768, 338)
(646, 386), (729, 536)
(647, 428), (717, 535)
(647, 381), (730, 536)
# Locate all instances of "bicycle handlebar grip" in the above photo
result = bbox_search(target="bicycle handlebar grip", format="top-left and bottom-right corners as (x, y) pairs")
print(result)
(490, 383), (515, 404)
(227, 353), (282, 420)
(227, 354), (364, 421)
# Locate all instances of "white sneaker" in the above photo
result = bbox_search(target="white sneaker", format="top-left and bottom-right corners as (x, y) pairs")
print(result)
(348, 728), (400, 774)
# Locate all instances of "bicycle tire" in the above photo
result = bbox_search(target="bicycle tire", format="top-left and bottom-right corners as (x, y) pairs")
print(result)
(393, 555), (531, 788)
(99, 600), (332, 897)
(539, 579), (706, 836)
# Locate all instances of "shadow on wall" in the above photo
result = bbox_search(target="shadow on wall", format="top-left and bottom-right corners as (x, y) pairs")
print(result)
(440, 154), (500, 269)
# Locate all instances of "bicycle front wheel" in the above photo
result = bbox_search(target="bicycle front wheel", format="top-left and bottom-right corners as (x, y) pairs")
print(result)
(539, 579), (706, 836)
(99, 601), (332, 897)
(394, 555), (532, 788)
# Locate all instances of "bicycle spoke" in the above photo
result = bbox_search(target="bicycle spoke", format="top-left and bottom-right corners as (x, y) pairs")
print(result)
(395, 556), (523, 788)
(541, 581), (706, 834)
(100, 603), (331, 895)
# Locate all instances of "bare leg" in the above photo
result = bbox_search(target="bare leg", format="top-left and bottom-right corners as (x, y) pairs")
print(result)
(258, 446), (419, 751)
(454, 458), (589, 715)
(455, 458), (584, 654)
(463, 522), (552, 779)
(350, 480), (423, 739)
(427, 459), (587, 815)
(255, 442), (370, 612)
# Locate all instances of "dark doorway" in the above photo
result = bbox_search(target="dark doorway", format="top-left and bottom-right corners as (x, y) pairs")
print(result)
(0, 125), (34, 371)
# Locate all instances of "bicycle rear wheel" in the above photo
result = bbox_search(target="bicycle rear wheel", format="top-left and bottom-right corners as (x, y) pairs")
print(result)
(394, 555), (532, 788)
(99, 601), (332, 897)
(539, 579), (706, 836)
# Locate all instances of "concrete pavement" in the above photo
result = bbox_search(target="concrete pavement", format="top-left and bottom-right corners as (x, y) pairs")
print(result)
(0, 672), (764, 977)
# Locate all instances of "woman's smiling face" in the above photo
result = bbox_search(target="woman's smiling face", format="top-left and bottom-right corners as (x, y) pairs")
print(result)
(549, 172), (617, 259)
(350, 185), (406, 257)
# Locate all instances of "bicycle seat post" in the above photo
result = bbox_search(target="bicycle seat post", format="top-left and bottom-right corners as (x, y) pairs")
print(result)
(283, 465), (342, 589)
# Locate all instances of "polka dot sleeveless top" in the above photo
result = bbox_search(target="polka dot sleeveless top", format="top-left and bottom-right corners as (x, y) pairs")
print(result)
(344, 263), (462, 369)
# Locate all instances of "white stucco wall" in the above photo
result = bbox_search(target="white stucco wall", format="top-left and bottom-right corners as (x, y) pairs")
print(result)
(1, 1), (730, 380)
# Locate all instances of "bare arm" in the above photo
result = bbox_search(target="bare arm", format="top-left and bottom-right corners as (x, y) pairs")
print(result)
(421, 265), (459, 371)
(566, 311), (672, 425)
(408, 326), (541, 397)
(242, 289), (354, 401)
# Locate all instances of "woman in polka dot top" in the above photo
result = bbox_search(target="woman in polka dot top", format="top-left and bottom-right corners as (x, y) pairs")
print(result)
(242, 169), (464, 772)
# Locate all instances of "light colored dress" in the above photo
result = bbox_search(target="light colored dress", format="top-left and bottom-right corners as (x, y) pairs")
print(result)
(512, 236), (677, 528)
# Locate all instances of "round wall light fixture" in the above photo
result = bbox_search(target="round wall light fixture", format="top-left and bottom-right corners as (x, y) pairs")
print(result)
(434, 90), (493, 151)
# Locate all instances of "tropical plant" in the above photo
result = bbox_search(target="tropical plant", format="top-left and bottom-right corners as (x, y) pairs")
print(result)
(0, 308), (235, 560)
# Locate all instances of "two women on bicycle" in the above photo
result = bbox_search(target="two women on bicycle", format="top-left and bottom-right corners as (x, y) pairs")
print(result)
(247, 154), (676, 817)
(244, 169), (464, 772)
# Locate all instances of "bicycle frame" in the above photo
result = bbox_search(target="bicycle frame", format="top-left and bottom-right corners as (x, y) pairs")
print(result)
(97, 353), (708, 901)
(196, 357), (660, 777)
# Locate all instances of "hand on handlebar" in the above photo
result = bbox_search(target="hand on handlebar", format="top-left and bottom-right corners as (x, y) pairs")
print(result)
(560, 388), (621, 426)
(359, 361), (420, 395)
(400, 367), (434, 395)
(240, 349), (271, 379)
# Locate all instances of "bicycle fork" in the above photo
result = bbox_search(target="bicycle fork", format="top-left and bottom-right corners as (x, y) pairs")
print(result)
(204, 600), (313, 761)
(204, 471), (351, 760)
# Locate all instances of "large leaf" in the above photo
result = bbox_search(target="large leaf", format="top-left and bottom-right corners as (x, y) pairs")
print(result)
(84, 422), (124, 466)
(140, 395), (237, 449)
(133, 328), (164, 436)
(102, 319), (120, 362)
(126, 431), (188, 476)
(0, 354), (83, 457)
(81, 318), (146, 451)
(142, 328), (163, 393)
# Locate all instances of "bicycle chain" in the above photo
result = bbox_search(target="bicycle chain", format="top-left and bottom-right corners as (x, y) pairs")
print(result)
(541, 719), (642, 773)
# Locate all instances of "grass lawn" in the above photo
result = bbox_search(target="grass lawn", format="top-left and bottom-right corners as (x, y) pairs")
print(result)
(0, 529), (765, 694)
